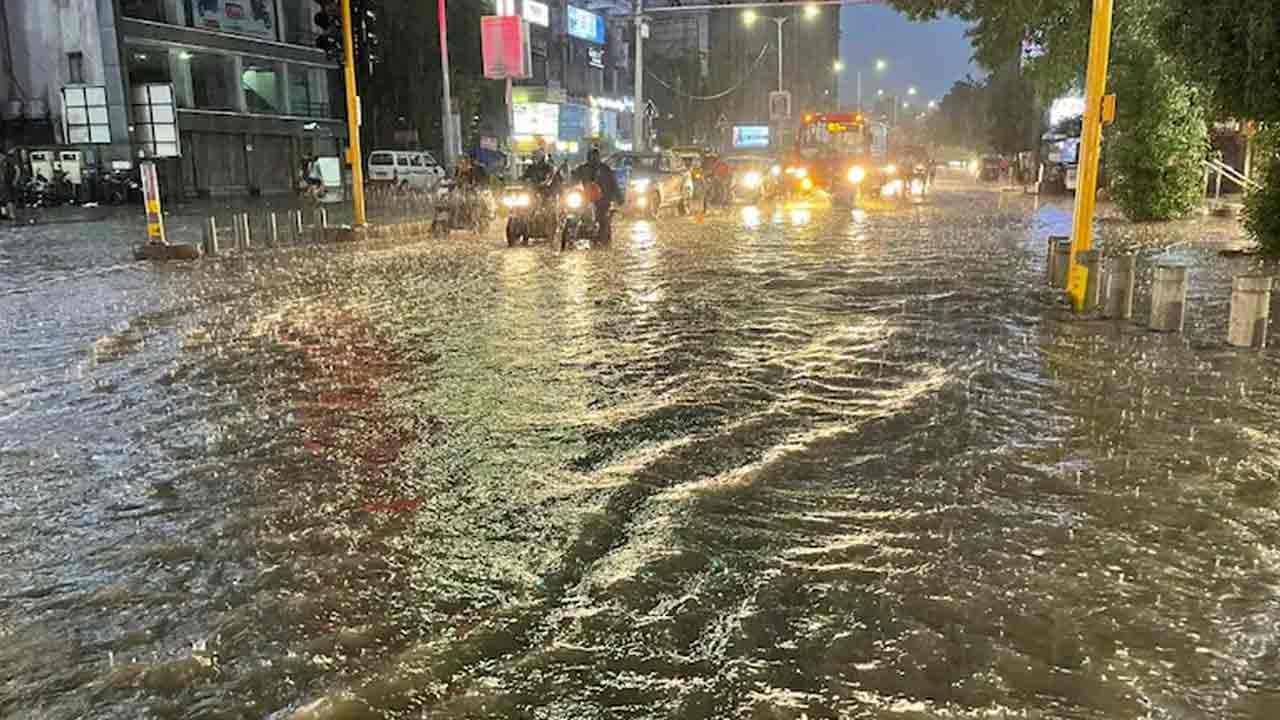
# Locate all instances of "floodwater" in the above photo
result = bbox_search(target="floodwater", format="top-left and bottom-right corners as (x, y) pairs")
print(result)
(2, 180), (1279, 719)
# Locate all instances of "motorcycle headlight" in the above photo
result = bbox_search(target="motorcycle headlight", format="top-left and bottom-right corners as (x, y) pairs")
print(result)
(631, 178), (650, 190)
(741, 171), (762, 189)
(566, 190), (584, 209)
(800, 177), (814, 191)
(848, 165), (866, 184)
(771, 165), (782, 177)
(884, 163), (898, 176)
(792, 167), (808, 178)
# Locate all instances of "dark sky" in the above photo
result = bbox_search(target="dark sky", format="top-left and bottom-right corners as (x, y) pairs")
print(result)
(837, 5), (980, 108)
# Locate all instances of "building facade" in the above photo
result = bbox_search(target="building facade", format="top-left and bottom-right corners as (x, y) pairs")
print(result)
(499, 0), (636, 162)
(1, 0), (345, 198)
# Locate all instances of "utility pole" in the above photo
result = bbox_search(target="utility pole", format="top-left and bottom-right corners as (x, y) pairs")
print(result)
(1066, 0), (1115, 311)
(771, 16), (789, 92)
(439, 0), (456, 168)
(856, 70), (862, 111)
(633, 0), (645, 151)
(340, 0), (367, 226)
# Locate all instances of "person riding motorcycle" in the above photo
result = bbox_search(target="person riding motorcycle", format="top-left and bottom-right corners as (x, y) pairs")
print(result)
(572, 148), (621, 244)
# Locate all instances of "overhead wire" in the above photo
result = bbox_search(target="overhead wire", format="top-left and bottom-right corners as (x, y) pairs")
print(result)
(644, 43), (771, 101)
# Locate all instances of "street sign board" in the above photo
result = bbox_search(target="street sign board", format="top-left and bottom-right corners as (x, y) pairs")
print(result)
(769, 91), (791, 122)
(481, 16), (532, 79)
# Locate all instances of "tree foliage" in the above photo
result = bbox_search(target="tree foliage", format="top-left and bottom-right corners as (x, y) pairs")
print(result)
(1105, 37), (1207, 220)
(1244, 129), (1280, 255)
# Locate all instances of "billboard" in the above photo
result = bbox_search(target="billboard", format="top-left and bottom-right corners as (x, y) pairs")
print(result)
(567, 6), (606, 44)
(514, 102), (559, 137)
(194, 0), (276, 41)
(481, 16), (532, 79)
(732, 125), (770, 149)
(524, 0), (550, 27)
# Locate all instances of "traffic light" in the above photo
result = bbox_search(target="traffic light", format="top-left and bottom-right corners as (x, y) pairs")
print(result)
(314, 0), (342, 61)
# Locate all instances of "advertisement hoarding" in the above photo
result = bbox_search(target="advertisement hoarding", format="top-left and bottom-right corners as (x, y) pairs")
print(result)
(514, 102), (560, 137)
(567, 6), (606, 44)
(732, 125), (770, 150)
(482, 16), (532, 79)
(194, 0), (276, 41)
(524, 0), (550, 27)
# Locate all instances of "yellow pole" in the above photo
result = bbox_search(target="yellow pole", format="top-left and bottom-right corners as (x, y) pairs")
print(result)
(1066, 0), (1115, 311)
(341, 0), (368, 227)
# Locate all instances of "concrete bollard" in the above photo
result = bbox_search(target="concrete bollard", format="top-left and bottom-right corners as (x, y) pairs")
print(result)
(1149, 264), (1189, 333)
(203, 216), (219, 256)
(291, 209), (303, 242)
(319, 207), (328, 228)
(231, 214), (244, 248)
(1046, 235), (1067, 285)
(1228, 274), (1273, 349)
(268, 212), (279, 246)
(1103, 254), (1136, 320)
(1079, 249), (1104, 313)
(1051, 239), (1072, 289)
(239, 213), (252, 249)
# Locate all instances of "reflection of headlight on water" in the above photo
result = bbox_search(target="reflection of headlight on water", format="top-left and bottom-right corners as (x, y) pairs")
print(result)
(502, 193), (532, 208)
(851, 208), (867, 223)
(631, 178), (650, 190)
(740, 171), (762, 189)
(566, 191), (585, 209)
(741, 205), (761, 228)
(881, 179), (905, 198)
(771, 165), (782, 177)
(789, 208), (811, 226)
(884, 163), (898, 176)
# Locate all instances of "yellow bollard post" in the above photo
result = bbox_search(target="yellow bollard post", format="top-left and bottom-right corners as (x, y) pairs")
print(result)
(141, 161), (166, 245)
(1066, 0), (1115, 312)
(341, 0), (367, 228)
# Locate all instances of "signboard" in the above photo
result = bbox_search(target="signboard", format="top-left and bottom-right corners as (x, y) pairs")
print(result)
(513, 102), (559, 136)
(559, 103), (589, 141)
(194, 0), (276, 41)
(482, 16), (532, 79)
(732, 125), (770, 149)
(768, 90), (791, 122)
(129, 83), (180, 157)
(588, 47), (605, 69)
(567, 6), (606, 44)
(62, 85), (110, 144)
(524, 0), (550, 27)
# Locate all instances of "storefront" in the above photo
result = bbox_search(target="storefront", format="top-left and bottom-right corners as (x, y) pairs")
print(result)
(510, 87), (634, 164)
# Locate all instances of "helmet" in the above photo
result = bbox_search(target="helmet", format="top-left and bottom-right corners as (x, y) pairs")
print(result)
(532, 147), (546, 162)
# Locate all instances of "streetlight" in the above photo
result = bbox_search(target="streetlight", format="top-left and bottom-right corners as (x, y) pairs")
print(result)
(746, 9), (820, 95)
(742, 9), (758, 26)
(877, 89), (884, 96)
(833, 60), (845, 73)
(804, 3), (821, 19)
(875, 58), (888, 72)
(928, 100), (937, 109)
(858, 59), (888, 111)
(908, 86), (918, 96)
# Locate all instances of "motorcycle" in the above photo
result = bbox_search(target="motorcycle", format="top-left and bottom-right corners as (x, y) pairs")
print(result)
(102, 168), (143, 205)
(559, 182), (603, 251)
(502, 180), (559, 247)
(432, 181), (495, 236)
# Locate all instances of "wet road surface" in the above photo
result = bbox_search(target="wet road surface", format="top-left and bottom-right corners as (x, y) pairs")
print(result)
(3, 181), (1279, 718)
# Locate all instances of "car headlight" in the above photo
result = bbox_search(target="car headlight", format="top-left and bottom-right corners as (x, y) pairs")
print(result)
(631, 178), (650, 190)
(848, 165), (866, 184)
(793, 167), (808, 178)
(800, 177), (814, 191)
(741, 171), (762, 189)
(565, 190), (584, 209)
(884, 163), (898, 176)
(771, 165), (782, 177)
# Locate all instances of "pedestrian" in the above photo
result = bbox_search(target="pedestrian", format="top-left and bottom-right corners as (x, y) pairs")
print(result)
(0, 151), (16, 220)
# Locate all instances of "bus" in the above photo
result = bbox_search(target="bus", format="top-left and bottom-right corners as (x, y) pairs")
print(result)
(782, 112), (903, 203)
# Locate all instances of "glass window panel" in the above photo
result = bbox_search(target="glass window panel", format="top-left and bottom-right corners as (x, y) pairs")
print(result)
(242, 61), (284, 114)
(68, 127), (91, 143)
(189, 53), (236, 110)
(88, 107), (109, 124)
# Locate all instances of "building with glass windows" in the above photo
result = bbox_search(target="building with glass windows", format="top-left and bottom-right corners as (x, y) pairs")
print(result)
(1, 0), (344, 197)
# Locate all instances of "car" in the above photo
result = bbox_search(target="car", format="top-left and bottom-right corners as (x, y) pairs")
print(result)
(367, 150), (446, 191)
(608, 151), (695, 217)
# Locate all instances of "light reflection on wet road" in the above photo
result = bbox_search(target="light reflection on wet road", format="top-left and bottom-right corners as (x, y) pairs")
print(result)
(2, 181), (1279, 718)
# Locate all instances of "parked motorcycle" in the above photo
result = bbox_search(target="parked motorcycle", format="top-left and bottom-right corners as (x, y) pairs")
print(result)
(103, 168), (143, 205)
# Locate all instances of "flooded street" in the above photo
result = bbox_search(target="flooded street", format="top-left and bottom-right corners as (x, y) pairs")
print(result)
(3, 181), (1280, 719)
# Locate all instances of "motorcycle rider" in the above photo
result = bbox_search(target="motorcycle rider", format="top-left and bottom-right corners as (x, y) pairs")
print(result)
(572, 147), (621, 244)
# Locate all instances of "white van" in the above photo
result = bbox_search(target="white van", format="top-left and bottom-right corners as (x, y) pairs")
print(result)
(367, 150), (445, 190)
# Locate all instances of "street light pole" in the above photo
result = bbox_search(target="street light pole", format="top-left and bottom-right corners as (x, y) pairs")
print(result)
(438, 0), (455, 169)
(772, 16), (789, 92)
(634, 0), (645, 151)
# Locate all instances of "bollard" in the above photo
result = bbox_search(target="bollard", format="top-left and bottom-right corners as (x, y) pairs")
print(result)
(1228, 275), (1273, 349)
(319, 207), (328, 228)
(1149, 265), (1189, 333)
(1079, 249), (1104, 313)
(232, 213), (244, 249)
(203, 216), (219, 256)
(1046, 235), (1067, 285)
(1051, 239), (1072, 290)
(240, 213), (252, 249)
(1103, 254), (1136, 320)
(268, 212), (279, 246)
(292, 209), (303, 242)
